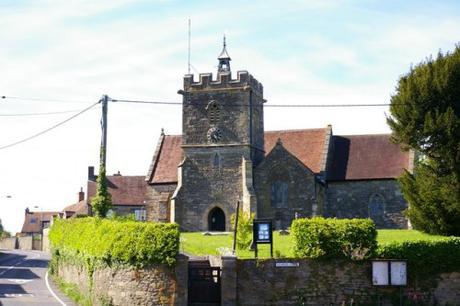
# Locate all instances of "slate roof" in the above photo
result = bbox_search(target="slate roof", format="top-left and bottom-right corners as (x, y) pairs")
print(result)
(87, 175), (147, 206)
(21, 211), (59, 234)
(327, 134), (411, 181)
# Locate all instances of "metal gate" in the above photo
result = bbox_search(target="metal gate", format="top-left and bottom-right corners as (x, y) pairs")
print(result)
(188, 260), (221, 305)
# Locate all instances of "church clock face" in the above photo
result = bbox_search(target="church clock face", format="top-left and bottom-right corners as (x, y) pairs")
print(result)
(207, 127), (222, 143)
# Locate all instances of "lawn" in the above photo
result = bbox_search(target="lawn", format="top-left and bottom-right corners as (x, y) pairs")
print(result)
(180, 229), (451, 259)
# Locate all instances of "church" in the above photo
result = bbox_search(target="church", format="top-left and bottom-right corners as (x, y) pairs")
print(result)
(144, 42), (413, 232)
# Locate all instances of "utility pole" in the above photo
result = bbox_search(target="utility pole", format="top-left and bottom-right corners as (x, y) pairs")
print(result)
(100, 94), (109, 168)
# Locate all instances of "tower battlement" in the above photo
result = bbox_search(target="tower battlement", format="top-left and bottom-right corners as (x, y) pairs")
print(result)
(183, 71), (263, 95)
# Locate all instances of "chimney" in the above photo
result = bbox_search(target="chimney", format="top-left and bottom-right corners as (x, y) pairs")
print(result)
(25, 207), (30, 215)
(78, 187), (85, 202)
(113, 171), (121, 176)
(88, 166), (95, 180)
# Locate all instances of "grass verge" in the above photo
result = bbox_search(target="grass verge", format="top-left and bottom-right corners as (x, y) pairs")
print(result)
(51, 274), (92, 306)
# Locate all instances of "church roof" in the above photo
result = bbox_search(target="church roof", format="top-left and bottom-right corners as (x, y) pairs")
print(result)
(264, 129), (328, 173)
(87, 175), (147, 206)
(147, 128), (329, 184)
(147, 130), (412, 184)
(327, 134), (411, 181)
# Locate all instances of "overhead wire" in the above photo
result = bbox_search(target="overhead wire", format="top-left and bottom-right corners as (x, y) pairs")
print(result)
(0, 108), (99, 117)
(1, 95), (93, 104)
(0, 101), (100, 150)
(111, 98), (392, 108)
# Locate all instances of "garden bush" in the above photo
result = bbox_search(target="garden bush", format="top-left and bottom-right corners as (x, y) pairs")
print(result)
(230, 210), (254, 250)
(291, 217), (377, 259)
(377, 237), (460, 277)
(49, 217), (180, 267)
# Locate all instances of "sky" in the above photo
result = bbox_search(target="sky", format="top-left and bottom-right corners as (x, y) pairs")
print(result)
(1, 0), (460, 233)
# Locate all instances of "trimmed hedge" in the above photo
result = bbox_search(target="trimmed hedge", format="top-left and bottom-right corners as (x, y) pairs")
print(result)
(291, 217), (377, 259)
(49, 217), (180, 267)
(377, 237), (460, 277)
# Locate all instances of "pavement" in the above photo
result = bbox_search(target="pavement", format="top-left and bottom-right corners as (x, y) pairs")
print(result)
(0, 249), (76, 306)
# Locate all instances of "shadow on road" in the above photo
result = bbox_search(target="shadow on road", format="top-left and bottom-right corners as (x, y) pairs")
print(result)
(0, 268), (40, 280)
(13, 259), (49, 269)
(0, 284), (28, 296)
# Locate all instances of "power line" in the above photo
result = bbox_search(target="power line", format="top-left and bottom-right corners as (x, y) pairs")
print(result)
(0, 101), (100, 150)
(1, 95), (93, 104)
(112, 98), (392, 108)
(0, 107), (100, 117)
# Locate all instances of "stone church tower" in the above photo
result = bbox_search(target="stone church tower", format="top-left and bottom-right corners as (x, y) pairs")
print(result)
(171, 40), (265, 231)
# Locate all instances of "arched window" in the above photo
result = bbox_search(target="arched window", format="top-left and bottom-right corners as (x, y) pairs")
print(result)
(271, 181), (288, 208)
(206, 100), (221, 124)
(368, 194), (385, 221)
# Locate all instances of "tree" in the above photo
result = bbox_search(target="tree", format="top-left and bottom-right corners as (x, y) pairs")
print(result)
(91, 164), (112, 217)
(387, 45), (460, 235)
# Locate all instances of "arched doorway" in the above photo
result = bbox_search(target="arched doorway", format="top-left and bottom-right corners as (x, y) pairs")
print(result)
(208, 207), (225, 231)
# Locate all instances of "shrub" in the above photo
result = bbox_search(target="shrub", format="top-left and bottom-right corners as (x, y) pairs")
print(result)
(49, 217), (179, 267)
(377, 237), (460, 277)
(291, 217), (377, 259)
(230, 210), (254, 250)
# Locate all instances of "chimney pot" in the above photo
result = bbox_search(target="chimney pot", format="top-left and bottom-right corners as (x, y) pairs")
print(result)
(78, 187), (85, 202)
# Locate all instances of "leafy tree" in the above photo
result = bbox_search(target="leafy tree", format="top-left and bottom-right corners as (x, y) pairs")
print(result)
(387, 45), (460, 235)
(91, 164), (112, 218)
(231, 210), (254, 250)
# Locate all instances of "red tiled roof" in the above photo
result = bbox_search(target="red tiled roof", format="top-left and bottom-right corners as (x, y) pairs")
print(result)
(148, 129), (329, 183)
(21, 211), (59, 234)
(264, 129), (328, 173)
(328, 134), (411, 181)
(62, 200), (90, 216)
(151, 135), (183, 183)
(87, 176), (147, 206)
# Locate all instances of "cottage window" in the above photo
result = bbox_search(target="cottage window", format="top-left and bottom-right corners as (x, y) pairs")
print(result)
(134, 209), (146, 221)
(271, 181), (288, 208)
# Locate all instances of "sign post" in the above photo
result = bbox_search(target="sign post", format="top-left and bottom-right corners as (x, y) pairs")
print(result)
(252, 219), (273, 258)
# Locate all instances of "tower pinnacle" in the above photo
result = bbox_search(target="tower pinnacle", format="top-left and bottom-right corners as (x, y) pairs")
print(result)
(217, 35), (231, 74)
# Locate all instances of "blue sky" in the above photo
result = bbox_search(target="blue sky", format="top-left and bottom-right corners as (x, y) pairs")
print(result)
(1, 0), (459, 233)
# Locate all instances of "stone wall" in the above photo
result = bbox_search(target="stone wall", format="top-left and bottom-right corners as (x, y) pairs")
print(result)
(230, 258), (460, 306)
(0, 237), (17, 250)
(326, 179), (408, 228)
(254, 142), (319, 229)
(17, 236), (33, 250)
(56, 255), (188, 306)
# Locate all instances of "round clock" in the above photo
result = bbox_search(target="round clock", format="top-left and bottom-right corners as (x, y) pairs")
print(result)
(207, 127), (222, 143)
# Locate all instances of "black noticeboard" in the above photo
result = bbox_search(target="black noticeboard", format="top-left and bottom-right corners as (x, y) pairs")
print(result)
(253, 219), (273, 258)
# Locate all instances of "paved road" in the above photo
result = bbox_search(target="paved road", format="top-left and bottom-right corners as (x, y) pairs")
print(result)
(0, 250), (74, 306)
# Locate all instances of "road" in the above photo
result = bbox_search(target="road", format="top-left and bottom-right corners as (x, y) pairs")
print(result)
(0, 249), (74, 306)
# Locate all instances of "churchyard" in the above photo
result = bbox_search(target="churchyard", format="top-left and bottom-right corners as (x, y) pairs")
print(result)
(180, 229), (450, 258)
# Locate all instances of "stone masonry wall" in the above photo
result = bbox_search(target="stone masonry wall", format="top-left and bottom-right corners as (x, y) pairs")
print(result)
(326, 179), (408, 228)
(255, 142), (319, 229)
(17, 236), (33, 250)
(0, 237), (17, 250)
(56, 255), (188, 306)
(234, 258), (460, 306)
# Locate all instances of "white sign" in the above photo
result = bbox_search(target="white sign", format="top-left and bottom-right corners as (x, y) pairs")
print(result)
(390, 261), (407, 286)
(372, 261), (389, 285)
(275, 262), (299, 267)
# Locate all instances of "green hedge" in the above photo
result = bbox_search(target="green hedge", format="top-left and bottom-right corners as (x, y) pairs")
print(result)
(49, 217), (180, 267)
(291, 217), (377, 259)
(377, 237), (460, 277)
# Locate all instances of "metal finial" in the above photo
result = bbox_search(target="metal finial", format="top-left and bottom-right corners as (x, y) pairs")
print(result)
(223, 35), (226, 48)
